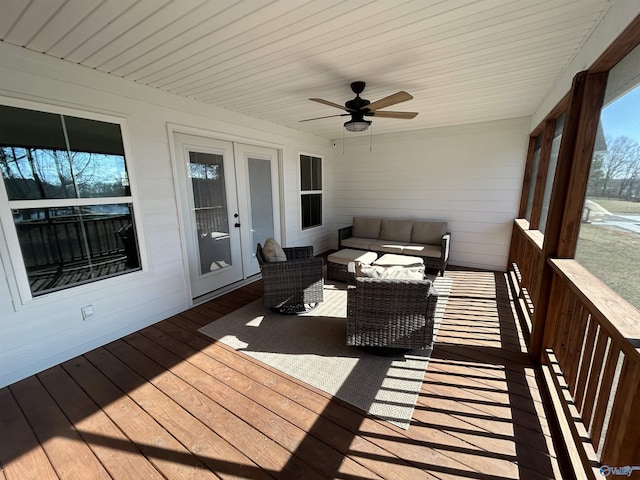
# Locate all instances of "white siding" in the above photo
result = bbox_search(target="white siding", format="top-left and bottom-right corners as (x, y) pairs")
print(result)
(331, 119), (531, 271)
(0, 42), (332, 388)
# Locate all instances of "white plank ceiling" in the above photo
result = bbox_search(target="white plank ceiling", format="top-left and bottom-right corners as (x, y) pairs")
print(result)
(0, 0), (612, 138)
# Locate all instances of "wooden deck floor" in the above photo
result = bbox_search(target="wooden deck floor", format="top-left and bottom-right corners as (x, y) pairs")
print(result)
(0, 270), (566, 479)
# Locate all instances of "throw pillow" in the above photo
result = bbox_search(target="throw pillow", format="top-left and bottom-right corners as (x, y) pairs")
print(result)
(262, 238), (287, 262)
(352, 216), (381, 238)
(412, 221), (447, 245)
(379, 219), (413, 242)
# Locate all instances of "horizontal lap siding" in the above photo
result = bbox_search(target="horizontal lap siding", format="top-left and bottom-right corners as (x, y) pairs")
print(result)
(0, 43), (330, 388)
(332, 118), (530, 271)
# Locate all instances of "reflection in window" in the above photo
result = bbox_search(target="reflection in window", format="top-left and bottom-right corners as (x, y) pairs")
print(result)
(525, 136), (542, 222)
(14, 204), (139, 296)
(539, 113), (565, 233)
(0, 104), (140, 297)
(575, 48), (640, 310)
(188, 151), (231, 274)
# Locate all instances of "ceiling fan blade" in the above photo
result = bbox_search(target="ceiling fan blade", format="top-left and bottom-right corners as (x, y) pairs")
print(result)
(309, 98), (354, 112)
(299, 113), (349, 122)
(367, 111), (418, 119)
(365, 91), (413, 112)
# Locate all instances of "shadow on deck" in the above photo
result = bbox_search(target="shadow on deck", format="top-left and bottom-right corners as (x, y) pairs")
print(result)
(0, 269), (568, 479)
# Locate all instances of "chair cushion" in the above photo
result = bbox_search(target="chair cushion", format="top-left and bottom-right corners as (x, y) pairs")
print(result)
(411, 221), (447, 245)
(380, 219), (413, 242)
(261, 238), (287, 262)
(352, 217), (381, 238)
(356, 263), (425, 280)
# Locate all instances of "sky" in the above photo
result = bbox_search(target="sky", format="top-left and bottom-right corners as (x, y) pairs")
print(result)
(600, 83), (640, 144)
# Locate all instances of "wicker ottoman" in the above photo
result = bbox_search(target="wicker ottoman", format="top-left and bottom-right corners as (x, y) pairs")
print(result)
(327, 249), (377, 282)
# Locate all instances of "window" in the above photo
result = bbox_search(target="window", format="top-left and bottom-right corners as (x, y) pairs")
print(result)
(525, 136), (542, 221)
(575, 44), (640, 310)
(0, 104), (141, 298)
(300, 154), (322, 229)
(539, 113), (565, 233)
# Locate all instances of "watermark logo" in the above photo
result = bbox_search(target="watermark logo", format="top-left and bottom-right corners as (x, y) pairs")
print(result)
(600, 465), (640, 477)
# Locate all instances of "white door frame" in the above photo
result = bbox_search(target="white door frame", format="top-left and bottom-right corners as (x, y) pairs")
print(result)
(167, 124), (284, 304)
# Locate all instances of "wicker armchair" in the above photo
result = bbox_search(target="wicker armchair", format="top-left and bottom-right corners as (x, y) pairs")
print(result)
(256, 243), (324, 313)
(346, 263), (438, 351)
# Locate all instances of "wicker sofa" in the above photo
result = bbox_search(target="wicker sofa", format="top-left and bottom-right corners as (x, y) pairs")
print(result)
(346, 262), (439, 350)
(338, 216), (451, 276)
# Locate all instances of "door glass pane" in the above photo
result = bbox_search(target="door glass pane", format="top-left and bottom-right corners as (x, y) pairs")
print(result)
(248, 157), (274, 250)
(188, 151), (231, 274)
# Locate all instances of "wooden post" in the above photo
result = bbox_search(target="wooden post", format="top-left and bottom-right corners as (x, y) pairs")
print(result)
(529, 71), (607, 362)
(530, 119), (556, 230)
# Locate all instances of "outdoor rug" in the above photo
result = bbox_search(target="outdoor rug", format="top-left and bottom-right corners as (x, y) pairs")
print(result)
(198, 276), (452, 429)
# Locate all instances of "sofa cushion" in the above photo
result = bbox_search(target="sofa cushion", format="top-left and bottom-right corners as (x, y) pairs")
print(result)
(380, 219), (413, 242)
(403, 243), (442, 258)
(352, 216), (381, 238)
(370, 240), (405, 254)
(341, 237), (374, 250)
(373, 253), (424, 267)
(411, 221), (447, 245)
(261, 238), (287, 262)
(356, 263), (425, 280)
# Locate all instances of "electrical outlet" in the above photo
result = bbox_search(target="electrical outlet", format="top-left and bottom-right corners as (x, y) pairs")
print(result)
(81, 305), (95, 321)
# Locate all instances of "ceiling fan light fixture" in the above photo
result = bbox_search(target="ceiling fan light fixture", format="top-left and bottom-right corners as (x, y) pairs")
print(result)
(344, 119), (371, 132)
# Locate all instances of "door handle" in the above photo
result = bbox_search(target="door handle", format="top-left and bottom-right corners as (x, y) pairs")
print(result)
(234, 223), (241, 227)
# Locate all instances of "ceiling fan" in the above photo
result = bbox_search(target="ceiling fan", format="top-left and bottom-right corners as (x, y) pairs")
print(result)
(300, 81), (418, 132)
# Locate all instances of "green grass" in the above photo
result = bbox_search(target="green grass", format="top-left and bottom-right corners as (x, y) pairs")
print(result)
(588, 197), (640, 214)
(575, 223), (640, 310)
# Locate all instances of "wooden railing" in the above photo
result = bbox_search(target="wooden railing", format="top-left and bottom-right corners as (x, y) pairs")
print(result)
(544, 259), (640, 477)
(508, 219), (544, 324)
(509, 220), (640, 478)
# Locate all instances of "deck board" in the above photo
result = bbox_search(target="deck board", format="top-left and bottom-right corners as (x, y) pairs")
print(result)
(0, 270), (566, 479)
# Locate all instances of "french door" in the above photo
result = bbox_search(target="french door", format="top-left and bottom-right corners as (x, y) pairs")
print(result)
(174, 133), (280, 299)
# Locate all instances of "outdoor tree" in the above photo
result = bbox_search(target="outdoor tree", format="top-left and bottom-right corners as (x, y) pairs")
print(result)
(598, 135), (640, 198)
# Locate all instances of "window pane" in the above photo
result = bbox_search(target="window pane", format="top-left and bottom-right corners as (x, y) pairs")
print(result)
(300, 155), (311, 190)
(301, 193), (322, 229)
(300, 154), (321, 191)
(539, 113), (565, 233)
(576, 79), (640, 310)
(14, 204), (140, 296)
(311, 156), (322, 190)
(525, 136), (541, 221)
(0, 105), (130, 200)
(0, 105), (66, 150)
(64, 115), (129, 198)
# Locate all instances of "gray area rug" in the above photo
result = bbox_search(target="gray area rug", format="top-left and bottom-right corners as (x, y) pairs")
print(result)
(199, 277), (452, 429)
